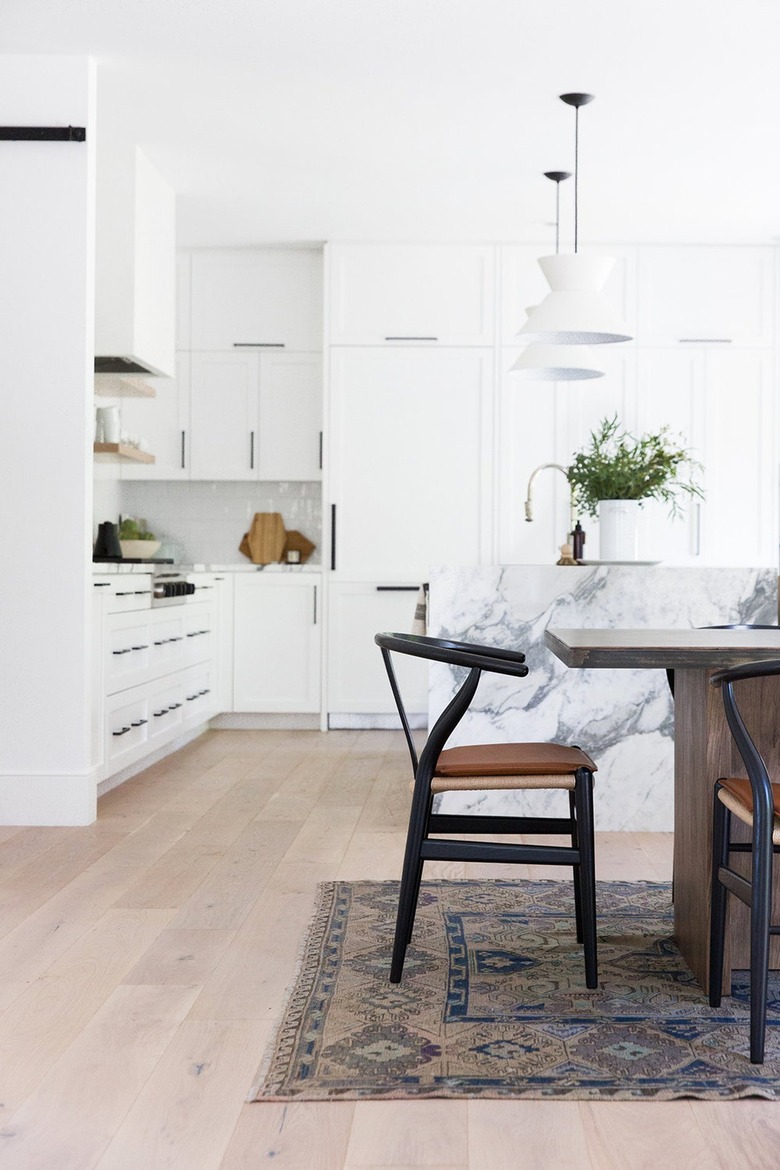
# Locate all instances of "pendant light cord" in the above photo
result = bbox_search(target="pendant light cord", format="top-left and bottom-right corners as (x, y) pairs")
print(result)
(573, 104), (579, 254)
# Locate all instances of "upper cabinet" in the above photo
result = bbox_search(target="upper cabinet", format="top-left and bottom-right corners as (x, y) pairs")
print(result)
(189, 248), (323, 351)
(327, 243), (496, 345)
(636, 246), (776, 347)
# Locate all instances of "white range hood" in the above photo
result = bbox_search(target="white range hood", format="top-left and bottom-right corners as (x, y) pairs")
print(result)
(95, 144), (175, 379)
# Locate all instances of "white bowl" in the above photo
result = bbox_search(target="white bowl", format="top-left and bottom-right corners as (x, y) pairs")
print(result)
(120, 540), (161, 559)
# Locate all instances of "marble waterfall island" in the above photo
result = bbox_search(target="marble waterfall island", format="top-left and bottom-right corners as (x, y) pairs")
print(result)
(427, 565), (777, 831)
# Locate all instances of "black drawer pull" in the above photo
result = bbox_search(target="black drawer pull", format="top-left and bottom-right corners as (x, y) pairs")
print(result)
(376, 585), (420, 592)
(233, 342), (285, 348)
(130, 719), (148, 727)
(112, 726), (131, 737)
(153, 708), (169, 717)
(112, 648), (131, 656)
(134, 590), (151, 596)
(131, 645), (148, 651)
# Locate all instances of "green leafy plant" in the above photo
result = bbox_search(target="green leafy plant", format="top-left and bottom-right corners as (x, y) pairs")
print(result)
(566, 416), (704, 519)
(118, 517), (156, 541)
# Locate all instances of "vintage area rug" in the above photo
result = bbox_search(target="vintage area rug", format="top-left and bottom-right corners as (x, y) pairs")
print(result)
(249, 879), (780, 1101)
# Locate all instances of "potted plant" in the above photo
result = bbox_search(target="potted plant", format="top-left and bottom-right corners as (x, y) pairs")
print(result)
(566, 416), (703, 561)
(118, 517), (162, 559)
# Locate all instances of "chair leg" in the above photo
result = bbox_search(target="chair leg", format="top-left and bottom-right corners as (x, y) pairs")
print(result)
(709, 789), (730, 1008)
(750, 821), (773, 1064)
(569, 790), (583, 944)
(390, 780), (432, 983)
(574, 768), (598, 989)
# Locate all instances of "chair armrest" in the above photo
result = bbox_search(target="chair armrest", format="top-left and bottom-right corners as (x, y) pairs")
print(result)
(710, 658), (780, 688)
(375, 633), (528, 678)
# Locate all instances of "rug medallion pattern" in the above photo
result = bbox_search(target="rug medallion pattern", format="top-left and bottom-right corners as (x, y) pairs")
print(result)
(250, 880), (780, 1100)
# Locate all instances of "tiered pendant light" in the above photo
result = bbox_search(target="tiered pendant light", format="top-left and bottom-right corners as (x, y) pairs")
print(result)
(511, 170), (604, 380)
(519, 93), (631, 346)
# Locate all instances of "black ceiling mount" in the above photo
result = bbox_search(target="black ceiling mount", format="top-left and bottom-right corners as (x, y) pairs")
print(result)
(559, 93), (595, 109)
(544, 171), (572, 254)
(0, 126), (86, 141)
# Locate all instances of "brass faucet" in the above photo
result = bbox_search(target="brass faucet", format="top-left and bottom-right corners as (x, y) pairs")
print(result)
(524, 463), (577, 534)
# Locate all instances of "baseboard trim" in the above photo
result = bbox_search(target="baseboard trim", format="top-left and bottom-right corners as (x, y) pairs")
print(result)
(327, 713), (428, 730)
(210, 713), (321, 730)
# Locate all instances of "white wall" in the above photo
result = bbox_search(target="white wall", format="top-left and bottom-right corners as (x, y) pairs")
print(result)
(0, 57), (97, 824)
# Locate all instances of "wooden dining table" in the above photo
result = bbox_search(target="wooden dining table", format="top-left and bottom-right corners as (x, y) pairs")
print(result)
(544, 626), (780, 992)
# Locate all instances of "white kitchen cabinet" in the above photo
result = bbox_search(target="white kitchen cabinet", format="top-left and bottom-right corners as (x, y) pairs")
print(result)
(232, 574), (321, 712)
(328, 347), (495, 578)
(188, 350), (321, 481)
(634, 347), (776, 566)
(327, 581), (428, 719)
(120, 354), (190, 480)
(190, 247), (322, 351)
(176, 252), (191, 350)
(636, 246), (776, 347)
(500, 244), (636, 346)
(328, 243), (496, 346)
(97, 574), (222, 784)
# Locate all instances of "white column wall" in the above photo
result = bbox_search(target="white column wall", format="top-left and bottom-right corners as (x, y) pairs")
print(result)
(0, 57), (97, 824)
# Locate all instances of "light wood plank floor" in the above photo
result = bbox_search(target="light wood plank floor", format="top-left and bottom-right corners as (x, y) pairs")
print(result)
(0, 728), (778, 1169)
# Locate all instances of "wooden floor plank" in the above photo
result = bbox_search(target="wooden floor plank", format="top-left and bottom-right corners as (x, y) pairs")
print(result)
(345, 1100), (468, 1167)
(220, 1101), (355, 1169)
(0, 908), (173, 1115)
(0, 984), (198, 1170)
(469, 1100), (593, 1170)
(92, 1018), (269, 1170)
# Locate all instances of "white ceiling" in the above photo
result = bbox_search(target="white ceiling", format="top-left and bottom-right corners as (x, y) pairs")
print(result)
(6, 0), (780, 249)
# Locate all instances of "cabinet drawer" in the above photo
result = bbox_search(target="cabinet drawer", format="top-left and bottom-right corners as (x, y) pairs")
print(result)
(106, 616), (153, 693)
(181, 664), (215, 724)
(147, 677), (185, 744)
(105, 579), (153, 613)
(105, 693), (150, 765)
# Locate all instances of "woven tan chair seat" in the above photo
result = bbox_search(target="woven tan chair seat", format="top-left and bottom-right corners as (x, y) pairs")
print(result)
(716, 776), (780, 845)
(430, 742), (597, 793)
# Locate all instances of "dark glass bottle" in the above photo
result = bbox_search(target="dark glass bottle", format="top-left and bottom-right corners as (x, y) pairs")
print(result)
(572, 521), (586, 562)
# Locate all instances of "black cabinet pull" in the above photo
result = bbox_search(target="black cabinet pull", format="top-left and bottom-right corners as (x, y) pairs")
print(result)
(319, 430), (323, 471)
(133, 590), (151, 596)
(130, 719), (148, 727)
(313, 585), (318, 625)
(112, 726), (131, 737)
(233, 342), (285, 348)
(250, 430), (255, 470)
(376, 585), (420, 592)
(131, 645), (148, 651)
(181, 429), (186, 470)
(384, 335), (438, 342)
(330, 503), (337, 571)
(153, 708), (168, 718)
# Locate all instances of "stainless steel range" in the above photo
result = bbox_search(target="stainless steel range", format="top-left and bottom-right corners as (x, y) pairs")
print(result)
(151, 569), (197, 607)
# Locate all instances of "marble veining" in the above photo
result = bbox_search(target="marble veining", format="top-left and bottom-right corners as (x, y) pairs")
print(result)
(427, 565), (778, 831)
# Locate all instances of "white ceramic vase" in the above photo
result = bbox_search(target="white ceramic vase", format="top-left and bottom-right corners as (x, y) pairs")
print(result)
(598, 499), (641, 562)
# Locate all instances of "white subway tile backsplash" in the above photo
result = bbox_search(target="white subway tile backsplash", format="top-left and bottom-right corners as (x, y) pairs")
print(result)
(117, 480), (322, 565)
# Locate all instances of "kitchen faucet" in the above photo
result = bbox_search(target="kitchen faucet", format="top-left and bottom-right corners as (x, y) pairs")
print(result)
(524, 462), (577, 537)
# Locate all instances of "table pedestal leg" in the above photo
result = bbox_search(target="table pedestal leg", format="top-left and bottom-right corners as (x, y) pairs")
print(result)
(673, 668), (780, 992)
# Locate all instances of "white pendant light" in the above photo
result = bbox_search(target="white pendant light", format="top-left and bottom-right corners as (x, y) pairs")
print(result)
(512, 170), (604, 380)
(519, 94), (631, 346)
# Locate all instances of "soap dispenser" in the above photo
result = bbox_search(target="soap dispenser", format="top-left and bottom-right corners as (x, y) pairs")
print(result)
(572, 521), (586, 562)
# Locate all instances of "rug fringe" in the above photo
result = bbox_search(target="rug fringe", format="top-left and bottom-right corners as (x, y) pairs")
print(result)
(247, 880), (338, 1102)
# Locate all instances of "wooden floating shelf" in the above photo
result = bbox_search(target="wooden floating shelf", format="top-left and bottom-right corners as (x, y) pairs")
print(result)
(94, 375), (156, 398)
(93, 443), (155, 464)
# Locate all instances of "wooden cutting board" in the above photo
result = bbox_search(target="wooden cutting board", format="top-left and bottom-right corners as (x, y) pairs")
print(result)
(239, 512), (286, 564)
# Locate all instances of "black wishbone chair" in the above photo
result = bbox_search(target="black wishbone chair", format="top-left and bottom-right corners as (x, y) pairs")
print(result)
(375, 632), (598, 988)
(709, 658), (780, 1063)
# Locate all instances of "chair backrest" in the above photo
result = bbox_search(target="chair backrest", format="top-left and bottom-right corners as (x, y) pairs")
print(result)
(374, 633), (528, 776)
(710, 658), (780, 830)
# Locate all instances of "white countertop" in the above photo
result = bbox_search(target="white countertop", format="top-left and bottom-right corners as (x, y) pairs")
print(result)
(92, 561), (321, 575)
